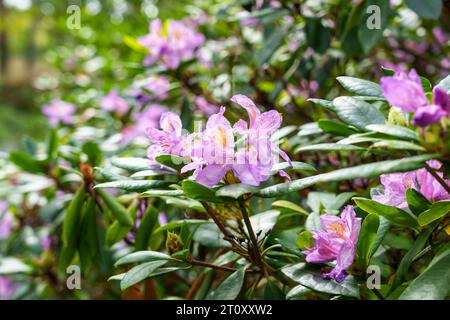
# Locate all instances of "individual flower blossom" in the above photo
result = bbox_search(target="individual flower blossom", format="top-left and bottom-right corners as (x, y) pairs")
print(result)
(0, 202), (14, 240)
(0, 277), (17, 300)
(142, 76), (170, 101)
(100, 90), (130, 115)
(41, 99), (76, 127)
(194, 96), (219, 115)
(121, 104), (168, 145)
(380, 69), (450, 127)
(303, 206), (361, 282)
(138, 19), (205, 69)
(373, 160), (450, 208)
(146, 111), (194, 161)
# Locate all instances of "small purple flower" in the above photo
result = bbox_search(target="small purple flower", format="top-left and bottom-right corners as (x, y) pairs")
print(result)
(100, 90), (130, 115)
(194, 96), (219, 115)
(373, 160), (450, 208)
(0, 202), (14, 240)
(142, 76), (170, 101)
(41, 99), (76, 127)
(303, 206), (361, 282)
(146, 111), (193, 160)
(0, 277), (17, 300)
(158, 213), (168, 226)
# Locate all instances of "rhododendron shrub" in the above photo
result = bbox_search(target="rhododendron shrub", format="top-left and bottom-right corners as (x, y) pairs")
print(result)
(1, 0), (449, 301)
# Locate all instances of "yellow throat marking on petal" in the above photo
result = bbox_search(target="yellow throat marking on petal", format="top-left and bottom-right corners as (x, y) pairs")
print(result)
(215, 126), (229, 147)
(328, 222), (346, 237)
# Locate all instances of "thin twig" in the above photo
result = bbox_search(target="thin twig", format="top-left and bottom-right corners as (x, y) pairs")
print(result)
(424, 163), (450, 194)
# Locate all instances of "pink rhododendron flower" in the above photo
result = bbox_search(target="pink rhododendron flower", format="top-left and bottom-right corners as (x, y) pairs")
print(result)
(373, 160), (450, 208)
(0, 277), (17, 300)
(121, 104), (168, 145)
(303, 206), (361, 282)
(380, 69), (450, 126)
(41, 99), (76, 127)
(100, 90), (130, 115)
(138, 19), (205, 69)
(142, 76), (170, 101)
(0, 202), (14, 240)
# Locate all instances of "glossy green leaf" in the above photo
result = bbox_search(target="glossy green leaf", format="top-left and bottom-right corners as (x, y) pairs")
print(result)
(354, 198), (418, 229)
(120, 260), (169, 290)
(95, 180), (171, 192)
(62, 187), (85, 247)
(336, 77), (383, 98)
(418, 200), (450, 226)
(286, 285), (311, 300)
(134, 206), (159, 250)
(333, 96), (385, 131)
(404, 0), (442, 20)
(357, 213), (379, 269)
(216, 183), (259, 199)
(406, 188), (432, 215)
(272, 200), (309, 216)
(365, 124), (419, 142)
(182, 180), (221, 202)
(115, 251), (174, 267)
(371, 140), (424, 151)
(96, 189), (133, 227)
(318, 119), (357, 136)
(296, 143), (366, 153)
(207, 266), (247, 300)
(308, 98), (335, 111)
(258, 154), (437, 197)
(111, 157), (154, 171)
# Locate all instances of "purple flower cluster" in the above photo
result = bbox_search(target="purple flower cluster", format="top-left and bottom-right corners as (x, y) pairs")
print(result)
(303, 206), (361, 282)
(100, 90), (130, 115)
(41, 99), (76, 127)
(373, 160), (450, 209)
(146, 94), (291, 187)
(380, 69), (450, 127)
(138, 19), (205, 69)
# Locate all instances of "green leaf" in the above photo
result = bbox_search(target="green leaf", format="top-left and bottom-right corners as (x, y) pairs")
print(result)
(406, 188), (431, 215)
(258, 154), (437, 197)
(79, 197), (98, 271)
(318, 119), (357, 136)
(358, 0), (390, 53)
(365, 124), (419, 142)
(182, 180), (221, 202)
(82, 141), (102, 166)
(264, 278), (285, 300)
(308, 98), (336, 112)
(255, 28), (286, 67)
(106, 220), (132, 246)
(130, 169), (176, 178)
(418, 200), (450, 226)
(0, 257), (32, 275)
(134, 206), (159, 250)
(47, 128), (58, 161)
(393, 221), (439, 289)
(353, 198), (418, 229)
(336, 77), (384, 98)
(248, 210), (281, 241)
(229, 7), (288, 23)
(115, 251), (174, 267)
(216, 184), (259, 199)
(140, 189), (184, 197)
(120, 260), (169, 290)
(272, 200), (309, 216)
(95, 180), (172, 192)
(357, 213), (380, 269)
(270, 125), (298, 142)
(286, 285), (311, 300)
(333, 96), (385, 130)
(9, 151), (43, 174)
(271, 161), (317, 173)
(281, 263), (359, 297)
(111, 157), (154, 171)
(296, 143), (366, 153)
(305, 17), (331, 54)
(399, 247), (450, 300)
(96, 189), (133, 227)
(155, 154), (189, 171)
(296, 231), (314, 250)
(207, 266), (247, 300)
(62, 187), (85, 247)
(123, 35), (149, 54)
(371, 140), (425, 151)
(404, 0), (442, 20)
